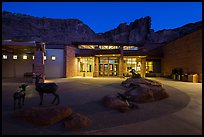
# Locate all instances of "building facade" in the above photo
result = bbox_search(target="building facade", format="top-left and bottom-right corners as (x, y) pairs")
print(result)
(65, 42), (150, 78)
(2, 27), (202, 82)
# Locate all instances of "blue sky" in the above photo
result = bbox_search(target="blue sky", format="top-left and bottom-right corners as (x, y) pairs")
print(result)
(2, 2), (202, 33)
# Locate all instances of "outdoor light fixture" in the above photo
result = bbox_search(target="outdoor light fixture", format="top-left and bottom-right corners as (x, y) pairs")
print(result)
(44, 56), (46, 60)
(51, 56), (56, 61)
(23, 55), (27, 60)
(2, 55), (7, 59)
(13, 55), (17, 60)
(33, 56), (35, 60)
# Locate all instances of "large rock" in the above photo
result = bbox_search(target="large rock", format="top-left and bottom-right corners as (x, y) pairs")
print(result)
(122, 78), (168, 103)
(103, 95), (129, 109)
(13, 105), (72, 126)
(121, 77), (162, 88)
(102, 95), (131, 112)
(64, 113), (91, 130)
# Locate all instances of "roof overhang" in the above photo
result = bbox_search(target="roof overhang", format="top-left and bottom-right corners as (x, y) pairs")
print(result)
(72, 41), (143, 47)
(2, 40), (44, 54)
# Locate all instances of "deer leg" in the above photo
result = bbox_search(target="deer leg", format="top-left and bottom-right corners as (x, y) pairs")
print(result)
(52, 92), (59, 105)
(22, 95), (25, 106)
(51, 92), (57, 104)
(39, 93), (43, 106)
(18, 98), (21, 108)
(14, 98), (16, 111)
(56, 94), (60, 105)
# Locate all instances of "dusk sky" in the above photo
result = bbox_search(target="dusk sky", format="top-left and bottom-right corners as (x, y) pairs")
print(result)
(2, 2), (202, 33)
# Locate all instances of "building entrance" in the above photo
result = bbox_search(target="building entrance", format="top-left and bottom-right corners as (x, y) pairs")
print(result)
(99, 57), (119, 77)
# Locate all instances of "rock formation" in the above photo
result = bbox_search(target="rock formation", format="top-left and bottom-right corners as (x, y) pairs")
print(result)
(64, 112), (92, 130)
(102, 95), (134, 113)
(2, 11), (202, 45)
(13, 105), (92, 129)
(103, 95), (129, 109)
(121, 78), (168, 103)
(12, 105), (73, 127)
(2, 11), (98, 44)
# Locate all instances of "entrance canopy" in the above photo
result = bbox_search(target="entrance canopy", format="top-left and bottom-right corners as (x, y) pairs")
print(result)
(72, 41), (146, 57)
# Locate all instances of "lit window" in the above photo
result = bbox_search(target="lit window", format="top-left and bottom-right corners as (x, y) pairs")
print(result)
(33, 56), (35, 60)
(13, 55), (17, 60)
(44, 56), (46, 60)
(123, 46), (138, 50)
(2, 55), (7, 59)
(78, 57), (94, 72)
(146, 61), (153, 73)
(23, 55), (27, 60)
(51, 56), (56, 61)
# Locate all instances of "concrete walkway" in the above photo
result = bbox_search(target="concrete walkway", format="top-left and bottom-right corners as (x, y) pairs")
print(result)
(2, 77), (202, 135)
(81, 78), (202, 135)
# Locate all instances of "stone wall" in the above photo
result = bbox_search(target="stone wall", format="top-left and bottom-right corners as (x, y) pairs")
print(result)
(162, 28), (202, 77)
(65, 46), (77, 77)
(34, 50), (45, 82)
(93, 57), (99, 77)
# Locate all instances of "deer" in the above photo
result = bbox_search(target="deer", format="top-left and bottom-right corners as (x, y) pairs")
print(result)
(13, 84), (28, 111)
(34, 74), (60, 106)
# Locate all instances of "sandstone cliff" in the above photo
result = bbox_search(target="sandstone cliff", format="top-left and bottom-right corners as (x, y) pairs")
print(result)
(2, 11), (202, 45)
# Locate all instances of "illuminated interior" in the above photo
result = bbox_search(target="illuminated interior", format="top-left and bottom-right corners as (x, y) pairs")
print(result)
(98, 45), (119, 50)
(146, 61), (153, 73)
(123, 46), (138, 50)
(124, 57), (142, 76)
(78, 44), (138, 50)
(78, 45), (96, 49)
(99, 57), (119, 76)
(77, 57), (94, 73)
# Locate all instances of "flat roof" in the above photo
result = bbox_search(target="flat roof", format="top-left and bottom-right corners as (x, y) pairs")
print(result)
(2, 40), (45, 54)
(2, 40), (36, 47)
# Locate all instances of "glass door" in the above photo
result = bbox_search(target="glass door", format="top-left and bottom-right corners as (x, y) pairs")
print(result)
(99, 57), (119, 77)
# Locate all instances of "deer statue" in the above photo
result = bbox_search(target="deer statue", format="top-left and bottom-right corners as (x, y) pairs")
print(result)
(130, 69), (141, 78)
(13, 84), (28, 111)
(34, 74), (60, 106)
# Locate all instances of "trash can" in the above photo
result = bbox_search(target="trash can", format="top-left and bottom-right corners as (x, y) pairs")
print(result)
(192, 74), (198, 83)
(188, 74), (198, 83)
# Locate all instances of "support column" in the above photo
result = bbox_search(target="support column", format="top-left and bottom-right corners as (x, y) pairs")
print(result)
(141, 57), (146, 78)
(119, 46), (124, 78)
(34, 43), (45, 82)
(93, 56), (99, 77)
(65, 46), (77, 77)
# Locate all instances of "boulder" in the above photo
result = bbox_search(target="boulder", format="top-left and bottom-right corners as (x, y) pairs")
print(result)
(64, 113), (91, 130)
(13, 105), (72, 126)
(124, 86), (154, 103)
(103, 95), (129, 109)
(118, 106), (131, 113)
(122, 78), (168, 103)
(122, 77), (162, 88)
(102, 95), (133, 113)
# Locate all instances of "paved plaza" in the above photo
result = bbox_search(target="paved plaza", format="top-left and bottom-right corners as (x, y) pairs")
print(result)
(2, 77), (202, 135)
